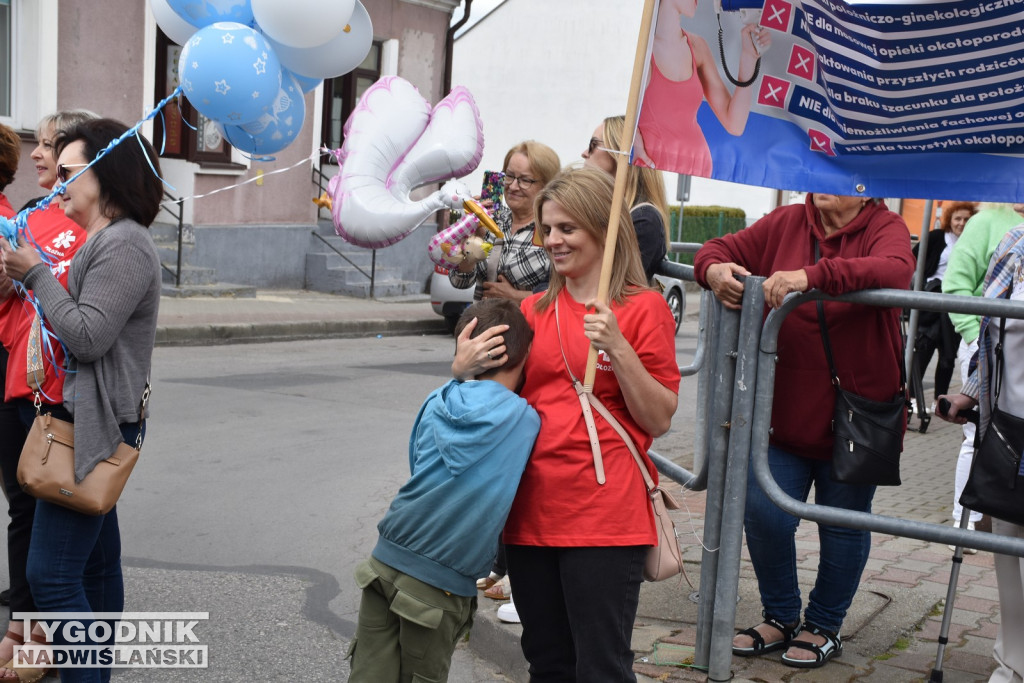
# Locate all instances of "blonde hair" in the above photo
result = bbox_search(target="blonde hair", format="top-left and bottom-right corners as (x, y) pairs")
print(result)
(603, 115), (670, 248)
(533, 167), (649, 312)
(503, 140), (560, 187)
(37, 109), (101, 139)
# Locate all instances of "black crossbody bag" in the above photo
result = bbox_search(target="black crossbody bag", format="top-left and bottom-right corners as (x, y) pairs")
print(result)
(815, 242), (907, 486)
(959, 296), (1024, 525)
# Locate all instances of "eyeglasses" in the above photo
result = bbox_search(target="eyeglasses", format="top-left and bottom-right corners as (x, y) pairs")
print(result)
(502, 173), (537, 189)
(56, 163), (90, 183)
(587, 137), (604, 154)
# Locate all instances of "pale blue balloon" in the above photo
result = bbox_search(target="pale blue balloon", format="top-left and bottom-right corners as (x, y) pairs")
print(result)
(178, 22), (282, 126)
(166, 0), (254, 29)
(286, 70), (321, 94)
(224, 73), (306, 155)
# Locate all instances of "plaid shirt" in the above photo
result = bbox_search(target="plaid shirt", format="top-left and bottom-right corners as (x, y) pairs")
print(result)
(448, 204), (550, 301)
(962, 227), (1024, 472)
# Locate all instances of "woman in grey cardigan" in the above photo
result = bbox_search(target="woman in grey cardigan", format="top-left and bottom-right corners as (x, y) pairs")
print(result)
(1, 118), (163, 683)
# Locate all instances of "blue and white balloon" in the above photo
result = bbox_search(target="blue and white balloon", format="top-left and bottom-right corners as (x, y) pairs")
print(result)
(178, 22), (282, 126)
(166, 0), (254, 29)
(224, 72), (306, 155)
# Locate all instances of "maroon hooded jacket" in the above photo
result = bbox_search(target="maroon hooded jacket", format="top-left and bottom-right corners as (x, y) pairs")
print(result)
(695, 195), (915, 460)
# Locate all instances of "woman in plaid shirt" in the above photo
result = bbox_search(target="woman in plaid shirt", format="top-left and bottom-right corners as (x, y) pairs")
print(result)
(449, 141), (560, 302)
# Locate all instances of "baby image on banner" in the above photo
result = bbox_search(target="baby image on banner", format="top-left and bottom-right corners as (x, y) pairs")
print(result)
(631, 0), (1024, 201)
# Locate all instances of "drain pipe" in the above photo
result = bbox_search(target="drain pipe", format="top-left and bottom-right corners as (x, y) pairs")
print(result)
(444, 0), (473, 95)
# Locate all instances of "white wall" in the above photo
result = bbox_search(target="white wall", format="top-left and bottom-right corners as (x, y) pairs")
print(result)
(451, 0), (776, 225)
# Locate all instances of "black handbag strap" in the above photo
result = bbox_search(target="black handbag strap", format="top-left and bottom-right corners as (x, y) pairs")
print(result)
(990, 288), (1010, 410)
(813, 240), (906, 392)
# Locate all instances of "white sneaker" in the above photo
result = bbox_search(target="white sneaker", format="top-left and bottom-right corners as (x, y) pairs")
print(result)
(496, 598), (520, 624)
(948, 519), (978, 554)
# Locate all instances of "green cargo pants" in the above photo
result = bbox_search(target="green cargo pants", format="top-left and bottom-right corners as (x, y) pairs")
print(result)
(347, 557), (476, 683)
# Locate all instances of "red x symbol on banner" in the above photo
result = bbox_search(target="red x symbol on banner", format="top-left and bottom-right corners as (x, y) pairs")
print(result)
(761, 0), (792, 31)
(788, 45), (815, 81)
(757, 76), (790, 108)
(808, 129), (836, 156)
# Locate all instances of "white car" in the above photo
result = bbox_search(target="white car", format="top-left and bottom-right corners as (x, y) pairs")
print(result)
(429, 264), (475, 334)
(431, 265), (686, 335)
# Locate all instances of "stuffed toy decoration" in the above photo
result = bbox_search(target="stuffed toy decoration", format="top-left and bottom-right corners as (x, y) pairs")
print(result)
(427, 199), (502, 270)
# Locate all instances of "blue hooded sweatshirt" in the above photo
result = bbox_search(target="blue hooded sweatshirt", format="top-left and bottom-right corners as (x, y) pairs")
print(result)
(373, 379), (540, 597)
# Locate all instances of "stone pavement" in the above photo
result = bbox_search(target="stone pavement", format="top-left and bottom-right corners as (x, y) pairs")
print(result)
(151, 290), (1007, 682)
(469, 380), (1004, 683)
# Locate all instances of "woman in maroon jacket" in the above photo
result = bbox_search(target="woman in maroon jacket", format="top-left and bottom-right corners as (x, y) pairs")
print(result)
(694, 194), (914, 669)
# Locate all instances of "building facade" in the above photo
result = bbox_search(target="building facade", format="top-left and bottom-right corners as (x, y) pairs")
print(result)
(1, 0), (459, 293)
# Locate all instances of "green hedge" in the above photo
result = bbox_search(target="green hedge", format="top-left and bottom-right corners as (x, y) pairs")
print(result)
(667, 205), (746, 264)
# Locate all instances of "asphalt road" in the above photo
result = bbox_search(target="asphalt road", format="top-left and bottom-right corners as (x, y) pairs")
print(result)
(0, 324), (700, 682)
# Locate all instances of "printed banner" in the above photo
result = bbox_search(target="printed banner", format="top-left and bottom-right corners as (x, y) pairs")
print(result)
(633, 0), (1024, 200)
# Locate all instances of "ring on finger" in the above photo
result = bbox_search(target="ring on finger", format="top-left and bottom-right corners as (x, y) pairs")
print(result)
(486, 350), (493, 360)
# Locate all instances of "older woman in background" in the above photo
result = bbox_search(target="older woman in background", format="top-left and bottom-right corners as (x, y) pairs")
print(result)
(912, 201), (977, 409)
(449, 140), (560, 302)
(1, 118), (163, 683)
(696, 193), (914, 669)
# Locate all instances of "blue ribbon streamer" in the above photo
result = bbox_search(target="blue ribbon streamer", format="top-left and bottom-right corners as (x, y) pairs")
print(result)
(4, 84), (185, 391)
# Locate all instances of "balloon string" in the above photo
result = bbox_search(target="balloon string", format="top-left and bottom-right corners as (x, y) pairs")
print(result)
(159, 148), (327, 208)
(2, 84), (184, 394)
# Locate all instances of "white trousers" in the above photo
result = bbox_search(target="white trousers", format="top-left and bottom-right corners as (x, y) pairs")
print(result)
(989, 517), (1024, 683)
(953, 338), (983, 524)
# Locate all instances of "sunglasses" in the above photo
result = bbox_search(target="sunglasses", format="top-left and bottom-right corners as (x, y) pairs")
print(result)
(56, 163), (90, 184)
(587, 137), (604, 154)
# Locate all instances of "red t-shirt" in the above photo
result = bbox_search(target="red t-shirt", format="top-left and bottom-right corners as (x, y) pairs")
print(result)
(0, 203), (86, 403)
(502, 289), (681, 547)
(0, 193), (13, 218)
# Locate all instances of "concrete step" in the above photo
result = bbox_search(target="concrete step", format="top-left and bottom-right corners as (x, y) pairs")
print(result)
(161, 282), (257, 298)
(162, 263), (219, 287)
(311, 279), (423, 298)
(154, 242), (195, 264)
(304, 264), (421, 297)
(150, 222), (185, 243)
(305, 250), (378, 272)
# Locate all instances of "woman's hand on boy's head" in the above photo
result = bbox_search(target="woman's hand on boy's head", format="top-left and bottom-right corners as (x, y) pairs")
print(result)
(452, 317), (509, 381)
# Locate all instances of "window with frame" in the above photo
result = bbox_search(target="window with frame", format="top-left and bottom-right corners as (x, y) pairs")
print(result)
(0, 0), (11, 119)
(321, 41), (383, 158)
(153, 28), (234, 165)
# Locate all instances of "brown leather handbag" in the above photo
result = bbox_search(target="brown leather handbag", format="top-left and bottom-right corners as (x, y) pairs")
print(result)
(16, 315), (148, 515)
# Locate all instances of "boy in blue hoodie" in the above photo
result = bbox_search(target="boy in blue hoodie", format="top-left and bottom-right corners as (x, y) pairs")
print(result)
(347, 299), (540, 683)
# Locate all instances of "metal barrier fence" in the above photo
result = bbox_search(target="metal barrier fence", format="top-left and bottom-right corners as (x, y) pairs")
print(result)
(648, 259), (1024, 681)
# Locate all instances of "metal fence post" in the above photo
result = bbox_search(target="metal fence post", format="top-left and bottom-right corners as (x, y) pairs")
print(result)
(707, 277), (766, 681)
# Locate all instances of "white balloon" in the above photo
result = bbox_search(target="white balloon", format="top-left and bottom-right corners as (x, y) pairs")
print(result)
(149, 0), (197, 45)
(266, 1), (372, 80)
(252, 0), (355, 49)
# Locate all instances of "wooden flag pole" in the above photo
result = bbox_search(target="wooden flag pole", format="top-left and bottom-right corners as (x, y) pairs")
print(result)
(583, 0), (658, 391)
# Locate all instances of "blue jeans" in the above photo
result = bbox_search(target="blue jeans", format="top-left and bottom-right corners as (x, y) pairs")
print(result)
(506, 545), (645, 682)
(25, 421), (142, 683)
(744, 445), (875, 634)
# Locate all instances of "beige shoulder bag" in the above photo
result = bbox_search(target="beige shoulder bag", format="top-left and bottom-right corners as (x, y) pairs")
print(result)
(17, 314), (147, 516)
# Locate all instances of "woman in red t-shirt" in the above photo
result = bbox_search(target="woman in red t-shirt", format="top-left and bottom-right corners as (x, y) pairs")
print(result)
(0, 110), (94, 679)
(454, 167), (681, 681)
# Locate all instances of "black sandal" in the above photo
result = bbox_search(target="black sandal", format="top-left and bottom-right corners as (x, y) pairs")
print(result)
(780, 622), (842, 669)
(732, 616), (799, 657)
